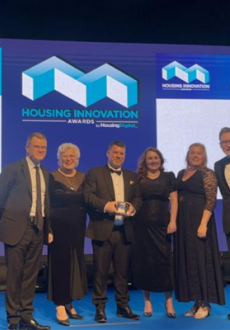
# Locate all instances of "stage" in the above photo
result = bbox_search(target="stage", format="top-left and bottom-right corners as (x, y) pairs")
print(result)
(1, 287), (230, 330)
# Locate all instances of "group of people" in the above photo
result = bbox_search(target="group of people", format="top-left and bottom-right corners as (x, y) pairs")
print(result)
(0, 127), (230, 330)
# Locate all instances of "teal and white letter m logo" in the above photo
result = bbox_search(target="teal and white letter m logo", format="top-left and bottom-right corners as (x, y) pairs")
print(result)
(22, 56), (138, 108)
(162, 61), (209, 83)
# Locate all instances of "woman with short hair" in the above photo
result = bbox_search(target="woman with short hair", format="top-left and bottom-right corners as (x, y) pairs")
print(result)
(48, 143), (87, 326)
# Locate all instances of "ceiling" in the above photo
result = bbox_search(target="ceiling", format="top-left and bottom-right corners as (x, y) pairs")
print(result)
(0, 0), (229, 45)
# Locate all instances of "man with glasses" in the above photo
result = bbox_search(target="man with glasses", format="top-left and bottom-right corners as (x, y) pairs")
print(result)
(215, 127), (230, 254)
(215, 128), (230, 320)
(0, 132), (53, 330)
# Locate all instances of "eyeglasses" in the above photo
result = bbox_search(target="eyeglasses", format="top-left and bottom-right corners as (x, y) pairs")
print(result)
(31, 145), (47, 150)
(220, 140), (230, 146)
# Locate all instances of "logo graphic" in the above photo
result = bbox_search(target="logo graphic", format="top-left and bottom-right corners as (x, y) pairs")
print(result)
(162, 61), (209, 83)
(22, 56), (138, 108)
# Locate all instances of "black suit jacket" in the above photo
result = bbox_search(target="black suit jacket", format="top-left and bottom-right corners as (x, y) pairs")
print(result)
(214, 157), (230, 234)
(0, 158), (51, 246)
(84, 165), (142, 242)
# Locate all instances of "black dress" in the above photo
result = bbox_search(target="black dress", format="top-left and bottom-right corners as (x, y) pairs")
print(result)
(133, 171), (176, 292)
(174, 168), (225, 305)
(48, 170), (88, 305)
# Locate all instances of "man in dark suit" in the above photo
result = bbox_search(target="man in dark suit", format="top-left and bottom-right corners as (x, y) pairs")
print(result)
(0, 132), (53, 330)
(84, 141), (142, 323)
(214, 127), (230, 251)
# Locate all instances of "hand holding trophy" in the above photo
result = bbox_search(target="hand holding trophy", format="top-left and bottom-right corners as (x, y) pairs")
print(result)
(116, 202), (130, 217)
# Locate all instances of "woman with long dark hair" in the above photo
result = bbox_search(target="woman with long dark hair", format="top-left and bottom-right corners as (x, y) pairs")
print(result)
(133, 147), (178, 318)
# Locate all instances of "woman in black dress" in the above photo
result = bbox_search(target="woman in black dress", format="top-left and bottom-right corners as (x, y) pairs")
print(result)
(133, 147), (178, 318)
(174, 143), (225, 319)
(48, 143), (87, 325)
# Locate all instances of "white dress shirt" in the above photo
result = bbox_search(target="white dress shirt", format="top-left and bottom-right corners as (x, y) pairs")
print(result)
(108, 164), (125, 226)
(225, 164), (230, 189)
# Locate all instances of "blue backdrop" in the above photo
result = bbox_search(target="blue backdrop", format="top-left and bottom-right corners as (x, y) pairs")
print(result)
(0, 39), (229, 253)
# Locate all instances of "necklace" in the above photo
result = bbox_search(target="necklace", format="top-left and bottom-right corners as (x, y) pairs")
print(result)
(64, 176), (76, 190)
(147, 170), (160, 179)
(58, 169), (77, 191)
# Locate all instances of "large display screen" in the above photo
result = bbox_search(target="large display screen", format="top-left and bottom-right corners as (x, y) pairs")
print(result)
(0, 39), (229, 253)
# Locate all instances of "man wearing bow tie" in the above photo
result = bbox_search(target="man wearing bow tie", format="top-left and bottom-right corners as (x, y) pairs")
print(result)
(0, 133), (53, 330)
(215, 127), (230, 252)
(84, 141), (142, 323)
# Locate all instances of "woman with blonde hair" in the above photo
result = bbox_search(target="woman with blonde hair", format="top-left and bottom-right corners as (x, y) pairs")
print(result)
(48, 143), (87, 326)
(174, 143), (225, 318)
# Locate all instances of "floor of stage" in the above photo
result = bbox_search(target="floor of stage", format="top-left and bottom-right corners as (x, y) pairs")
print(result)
(1, 286), (230, 330)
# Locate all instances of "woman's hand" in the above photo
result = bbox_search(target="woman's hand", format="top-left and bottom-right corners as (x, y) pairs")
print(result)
(197, 223), (207, 238)
(167, 221), (177, 234)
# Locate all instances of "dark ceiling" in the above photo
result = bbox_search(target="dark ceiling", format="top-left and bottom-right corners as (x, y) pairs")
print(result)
(0, 0), (230, 45)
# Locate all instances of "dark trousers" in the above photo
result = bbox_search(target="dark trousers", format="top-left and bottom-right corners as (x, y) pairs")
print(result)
(92, 226), (131, 308)
(5, 224), (43, 324)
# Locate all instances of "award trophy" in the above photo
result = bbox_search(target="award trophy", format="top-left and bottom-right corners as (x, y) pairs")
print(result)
(116, 202), (129, 215)
(115, 202), (129, 223)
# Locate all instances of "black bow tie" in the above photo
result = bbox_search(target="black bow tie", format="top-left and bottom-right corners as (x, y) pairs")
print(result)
(109, 168), (122, 175)
(225, 158), (230, 165)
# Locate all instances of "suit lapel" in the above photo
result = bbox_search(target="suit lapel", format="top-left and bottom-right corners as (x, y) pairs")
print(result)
(220, 159), (230, 192)
(21, 158), (32, 196)
(41, 166), (48, 187)
(123, 170), (130, 201)
(103, 166), (115, 200)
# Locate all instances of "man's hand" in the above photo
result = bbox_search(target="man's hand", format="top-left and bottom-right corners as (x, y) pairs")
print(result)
(105, 201), (118, 214)
(48, 233), (54, 244)
(124, 202), (135, 217)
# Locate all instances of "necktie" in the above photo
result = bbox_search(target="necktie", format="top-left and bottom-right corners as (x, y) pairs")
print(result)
(109, 168), (122, 175)
(225, 157), (230, 165)
(35, 166), (43, 231)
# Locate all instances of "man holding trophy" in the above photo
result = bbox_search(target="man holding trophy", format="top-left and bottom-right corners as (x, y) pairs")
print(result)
(84, 141), (142, 323)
